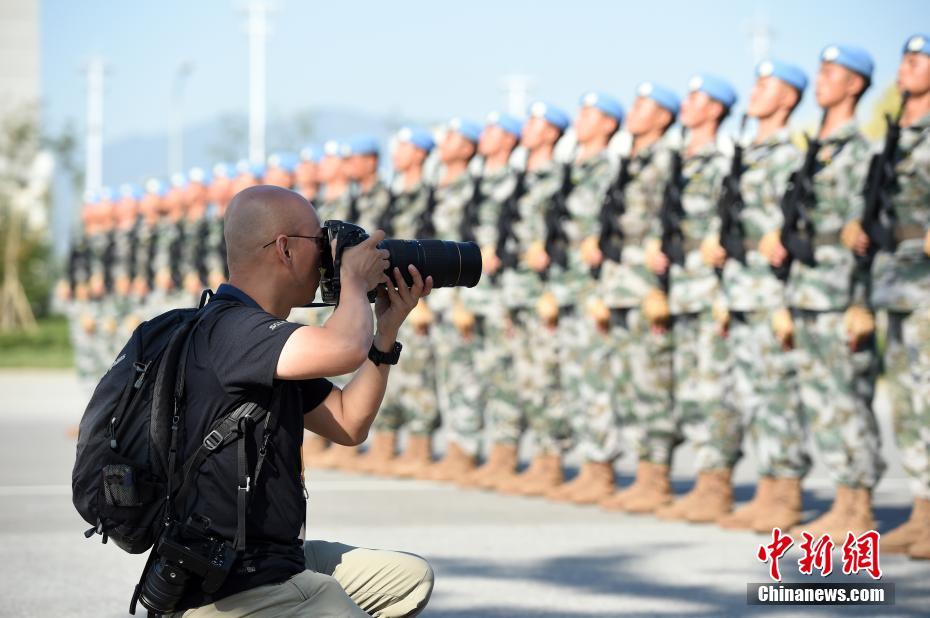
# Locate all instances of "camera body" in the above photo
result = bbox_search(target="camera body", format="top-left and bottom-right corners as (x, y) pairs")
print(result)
(317, 219), (483, 305)
(138, 515), (236, 614)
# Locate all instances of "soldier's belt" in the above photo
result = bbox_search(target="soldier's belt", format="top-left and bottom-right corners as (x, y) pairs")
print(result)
(895, 224), (926, 242)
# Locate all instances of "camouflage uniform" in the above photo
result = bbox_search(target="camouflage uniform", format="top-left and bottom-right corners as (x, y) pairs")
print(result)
(109, 222), (140, 358)
(319, 191), (353, 224)
(151, 218), (188, 313)
(721, 129), (809, 479)
(429, 173), (481, 455)
(787, 121), (884, 489)
(558, 151), (619, 463)
(64, 232), (98, 395)
(133, 218), (159, 320)
(505, 161), (573, 453)
(354, 180), (392, 233)
(871, 111), (930, 499)
(661, 142), (738, 471)
(375, 182), (439, 437)
(86, 228), (117, 376)
(462, 165), (522, 448)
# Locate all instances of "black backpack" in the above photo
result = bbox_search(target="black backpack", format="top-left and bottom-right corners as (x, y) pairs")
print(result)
(72, 290), (273, 556)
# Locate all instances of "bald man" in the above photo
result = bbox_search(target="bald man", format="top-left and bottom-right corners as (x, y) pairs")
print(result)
(171, 185), (434, 617)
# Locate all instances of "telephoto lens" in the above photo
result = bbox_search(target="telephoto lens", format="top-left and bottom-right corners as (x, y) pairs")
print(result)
(380, 238), (482, 289)
(139, 559), (190, 614)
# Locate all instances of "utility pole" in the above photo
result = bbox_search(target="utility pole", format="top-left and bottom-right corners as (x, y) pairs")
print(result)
(169, 61), (194, 174)
(83, 56), (105, 196)
(499, 74), (533, 118)
(244, 1), (272, 164)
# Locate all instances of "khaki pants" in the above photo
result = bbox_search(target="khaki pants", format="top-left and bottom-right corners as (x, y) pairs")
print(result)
(175, 541), (434, 618)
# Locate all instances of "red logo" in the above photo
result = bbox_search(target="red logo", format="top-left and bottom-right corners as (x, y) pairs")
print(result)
(758, 529), (882, 581)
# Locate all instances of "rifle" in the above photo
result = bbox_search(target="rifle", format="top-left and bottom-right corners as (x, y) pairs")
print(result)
(859, 92), (909, 259)
(414, 183), (438, 239)
(658, 136), (687, 291)
(774, 113), (826, 281)
(593, 157), (633, 278)
(493, 169), (528, 281)
(718, 115), (750, 268)
(458, 167), (484, 242)
(541, 162), (574, 278)
(346, 189), (360, 224)
(849, 93), (909, 301)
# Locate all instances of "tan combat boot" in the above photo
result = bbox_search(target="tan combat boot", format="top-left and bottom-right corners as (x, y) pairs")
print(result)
(790, 485), (852, 538)
(546, 462), (614, 504)
(302, 433), (330, 467)
(684, 469), (734, 523)
(718, 476), (776, 530)
(351, 432), (398, 475)
(387, 434), (434, 478)
(421, 441), (476, 482)
(623, 464), (673, 514)
(496, 453), (564, 496)
(312, 443), (360, 470)
(752, 477), (802, 532)
(907, 521), (930, 560)
(600, 461), (654, 511)
(458, 443), (519, 489)
(883, 498), (930, 554)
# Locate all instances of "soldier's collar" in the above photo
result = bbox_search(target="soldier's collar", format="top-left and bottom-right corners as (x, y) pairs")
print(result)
(820, 119), (860, 143)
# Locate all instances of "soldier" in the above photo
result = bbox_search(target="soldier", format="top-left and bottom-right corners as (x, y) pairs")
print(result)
(205, 162), (236, 289)
(417, 117), (482, 481)
(150, 174), (190, 313)
(265, 153), (298, 189)
(859, 34), (930, 558)
(704, 60), (810, 532)
(344, 135), (392, 232)
(110, 183), (143, 356)
(491, 102), (574, 495)
(132, 179), (166, 320)
(563, 83), (679, 510)
(180, 167), (213, 304)
(542, 91), (623, 503)
(59, 193), (97, 396)
(85, 188), (117, 376)
(647, 75), (738, 523)
(760, 45), (885, 540)
(457, 112), (524, 489)
(356, 127), (440, 476)
(316, 140), (353, 222)
(232, 159), (265, 195)
(296, 146), (320, 201)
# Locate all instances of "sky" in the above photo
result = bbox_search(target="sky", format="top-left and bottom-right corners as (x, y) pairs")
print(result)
(41, 0), (930, 149)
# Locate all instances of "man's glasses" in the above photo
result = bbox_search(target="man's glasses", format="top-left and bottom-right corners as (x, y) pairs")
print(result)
(261, 234), (325, 250)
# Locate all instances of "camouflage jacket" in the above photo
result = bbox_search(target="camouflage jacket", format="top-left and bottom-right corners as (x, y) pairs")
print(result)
(721, 128), (800, 312)
(462, 164), (519, 315)
(562, 150), (615, 304)
(203, 209), (227, 278)
(87, 229), (114, 292)
(110, 222), (138, 283)
(503, 159), (565, 308)
(872, 111), (930, 312)
(787, 121), (871, 311)
(152, 219), (183, 287)
(133, 220), (157, 286)
(387, 181), (430, 239)
(318, 190), (353, 224)
(655, 140), (728, 315)
(355, 180), (392, 233)
(599, 140), (672, 308)
(429, 170), (475, 312)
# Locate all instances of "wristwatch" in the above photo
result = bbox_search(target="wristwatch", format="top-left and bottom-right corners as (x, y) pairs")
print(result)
(368, 341), (403, 366)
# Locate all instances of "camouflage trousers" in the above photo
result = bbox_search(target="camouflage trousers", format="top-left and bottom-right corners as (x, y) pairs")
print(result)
(482, 311), (524, 446)
(566, 307), (674, 465)
(67, 300), (102, 397)
(727, 311), (810, 478)
(375, 322), (439, 436)
(514, 309), (573, 454)
(672, 311), (740, 471)
(793, 310), (884, 489)
(431, 318), (485, 457)
(886, 307), (930, 499)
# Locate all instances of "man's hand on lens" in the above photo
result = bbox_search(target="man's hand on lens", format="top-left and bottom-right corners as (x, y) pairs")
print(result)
(374, 265), (434, 342)
(341, 230), (391, 292)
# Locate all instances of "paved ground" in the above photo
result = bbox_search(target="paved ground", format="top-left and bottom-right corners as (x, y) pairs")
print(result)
(0, 370), (927, 617)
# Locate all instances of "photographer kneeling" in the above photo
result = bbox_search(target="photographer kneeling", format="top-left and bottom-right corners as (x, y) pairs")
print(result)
(172, 185), (434, 617)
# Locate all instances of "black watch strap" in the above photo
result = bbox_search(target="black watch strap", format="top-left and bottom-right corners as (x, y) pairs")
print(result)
(369, 340), (402, 366)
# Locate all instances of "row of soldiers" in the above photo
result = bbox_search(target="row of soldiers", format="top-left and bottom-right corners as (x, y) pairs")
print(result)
(60, 34), (930, 559)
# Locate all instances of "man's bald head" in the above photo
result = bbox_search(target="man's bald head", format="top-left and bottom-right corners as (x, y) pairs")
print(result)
(224, 185), (321, 276)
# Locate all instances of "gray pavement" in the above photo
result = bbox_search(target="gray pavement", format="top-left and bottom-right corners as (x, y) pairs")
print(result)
(0, 370), (927, 617)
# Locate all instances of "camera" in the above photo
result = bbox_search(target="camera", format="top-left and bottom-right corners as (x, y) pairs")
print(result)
(138, 515), (236, 615)
(317, 220), (482, 305)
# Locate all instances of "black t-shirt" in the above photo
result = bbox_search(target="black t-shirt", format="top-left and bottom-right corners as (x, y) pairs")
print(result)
(177, 284), (333, 610)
